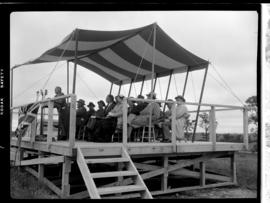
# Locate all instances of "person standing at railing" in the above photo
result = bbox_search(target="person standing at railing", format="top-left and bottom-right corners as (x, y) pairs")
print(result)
(54, 86), (67, 140)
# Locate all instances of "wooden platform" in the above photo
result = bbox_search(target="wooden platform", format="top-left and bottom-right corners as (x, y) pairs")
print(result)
(11, 137), (245, 157)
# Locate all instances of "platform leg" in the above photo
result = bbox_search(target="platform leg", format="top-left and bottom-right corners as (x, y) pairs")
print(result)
(161, 156), (169, 191)
(61, 156), (71, 198)
(200, 161), (206, 186)
(38, 151), (44, 180)
(231, 152), (237, 184)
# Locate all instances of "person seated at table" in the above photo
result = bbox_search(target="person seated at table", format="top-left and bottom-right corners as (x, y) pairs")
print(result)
(127, 92), (160, 140)
(75, 99), (88, 139)
(162, 95), (189, 142)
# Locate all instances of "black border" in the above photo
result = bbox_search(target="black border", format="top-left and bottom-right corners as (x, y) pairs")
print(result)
(1, 2), (261, 202)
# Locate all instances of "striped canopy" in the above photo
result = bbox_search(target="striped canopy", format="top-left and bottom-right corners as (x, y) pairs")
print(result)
(16, 23), (209, 85)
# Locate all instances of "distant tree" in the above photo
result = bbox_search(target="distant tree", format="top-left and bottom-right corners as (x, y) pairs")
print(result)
(245, 96), (258, 134)
(198, 112), (218, 140)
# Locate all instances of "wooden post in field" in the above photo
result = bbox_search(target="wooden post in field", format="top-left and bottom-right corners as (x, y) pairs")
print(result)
(210, 106), (216, 151)
(47, 101), (54, 150)
(243, 107), (249, 150)
(200, 162), (206, 186)
(69, 95), (76, 154)
(122, 98), (128, 147)
(171, 102), (176, 152)
(61, 156), (72, 198)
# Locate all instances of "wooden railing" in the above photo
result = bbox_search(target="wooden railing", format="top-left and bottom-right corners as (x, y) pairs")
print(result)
(122, 98), (249, 151)
(10, 94), (77, 155)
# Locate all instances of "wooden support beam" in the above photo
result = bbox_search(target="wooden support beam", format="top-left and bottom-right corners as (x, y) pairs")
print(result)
(122, 98), (128, 146)
(171, 103), (176, 152)
(118, 81), (122, 95)
(61, 156), (72, 198)
(69, 95), (76, 152)
(210, 106), (216, 150)
(231, 152), (237, 184)
(200, 162), (206, 186)
(171, 168), (231, 182)
(25, 166), (62, 197)
(18, 156), (65, 166)
(128, 80), (133, 97)
(134, 162), (162, 171)
(163, 71), (173, 113)
(30, 118), (37, 145)
(243, 107), (249, 150)
(47, 101), (54, 149)
(38, 151), (44, 181)
(151, 182), (235, 196)
(67, 61), (69, 94)
(161, 156), (169, 191)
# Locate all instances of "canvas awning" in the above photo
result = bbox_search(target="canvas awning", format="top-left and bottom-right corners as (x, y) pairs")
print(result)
(14, 23), (209, 85)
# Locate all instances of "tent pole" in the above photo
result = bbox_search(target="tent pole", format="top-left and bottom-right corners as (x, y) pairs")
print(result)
(182, 70), (189, 97)
(128, 79), (133, 97)
(163, 70), (173, 112)
(118, 81), (122, 95)
(109, 82), (113, 95)
(10, 68), (14, 133)
(149, 23), (156, 138)
(72, 29), (79, 94)
(67, 61), (69, 95)
(139, 76), (145, 95)
(191, 66), (209, 142)
(153, 74), (158, 92)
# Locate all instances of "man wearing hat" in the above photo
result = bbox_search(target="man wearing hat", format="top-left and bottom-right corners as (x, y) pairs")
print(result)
(76, 99), (87, 139)
(86, 102), (96, 119)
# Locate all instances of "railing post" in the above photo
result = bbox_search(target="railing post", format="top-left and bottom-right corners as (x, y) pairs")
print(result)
(243, 107), (249, 150)
(122, 98), (128, 147)
(47, 101), (54, 150)
(210, 106), (216, 151)
(171, 102), (176, 152)
(69, 95), (76, 153)
(30, 117), (37, 145)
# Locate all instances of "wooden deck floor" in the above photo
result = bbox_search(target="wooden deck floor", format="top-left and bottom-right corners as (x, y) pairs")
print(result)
(10, 137), (245, 157)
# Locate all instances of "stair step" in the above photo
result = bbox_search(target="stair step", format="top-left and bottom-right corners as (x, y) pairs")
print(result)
(91, 171), (137, 178)
(85, 157), (129, 164)
(98, 185), (145, 195)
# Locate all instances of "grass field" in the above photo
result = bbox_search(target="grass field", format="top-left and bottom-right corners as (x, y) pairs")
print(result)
(10, 151), (257, 199)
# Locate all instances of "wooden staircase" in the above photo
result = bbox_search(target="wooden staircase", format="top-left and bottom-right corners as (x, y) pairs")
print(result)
(76, 146), (153, 199)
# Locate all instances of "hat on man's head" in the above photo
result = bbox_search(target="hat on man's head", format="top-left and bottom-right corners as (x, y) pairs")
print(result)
(87, 102), (95, 107)
(137, 95), (144, 99)
(97, 100), (106, 106)
(77, 99), (85, 105)
(116, 94), (125, 100)
(146, 92), (157, 99)
(175, 95), (185, 102)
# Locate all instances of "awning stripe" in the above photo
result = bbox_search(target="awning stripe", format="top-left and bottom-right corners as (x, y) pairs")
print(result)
(110, 42), (168, 73)
(99, 48), (151, 75)
(88, 53), (145, 79)
(125, 35), (187, 69)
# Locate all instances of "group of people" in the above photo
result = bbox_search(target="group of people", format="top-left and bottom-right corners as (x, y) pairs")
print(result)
(53, 86), (189, 143)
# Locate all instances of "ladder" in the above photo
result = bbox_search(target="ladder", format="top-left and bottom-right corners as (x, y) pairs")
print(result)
(76, 146), (153, 199)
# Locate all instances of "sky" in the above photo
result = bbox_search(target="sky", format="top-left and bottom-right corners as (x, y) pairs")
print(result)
(10, 11), (258, 133)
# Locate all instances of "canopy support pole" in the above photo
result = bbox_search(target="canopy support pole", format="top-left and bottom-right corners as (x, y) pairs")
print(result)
(72, 29), (79, 94)
(128, 79), (133, 97)
(182, 70), (189, 97)
(149, 23), (157, 138)
(191, 66), (209, 142)
(140, 76), (145, 95)
(67, 61), (69, 95)
(118, 81), (122, 95)
(163, 70), (173, 112)
(109, 82), (113, 95)
(10, 68), (14, 133)
(153, 74), (158, 92)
